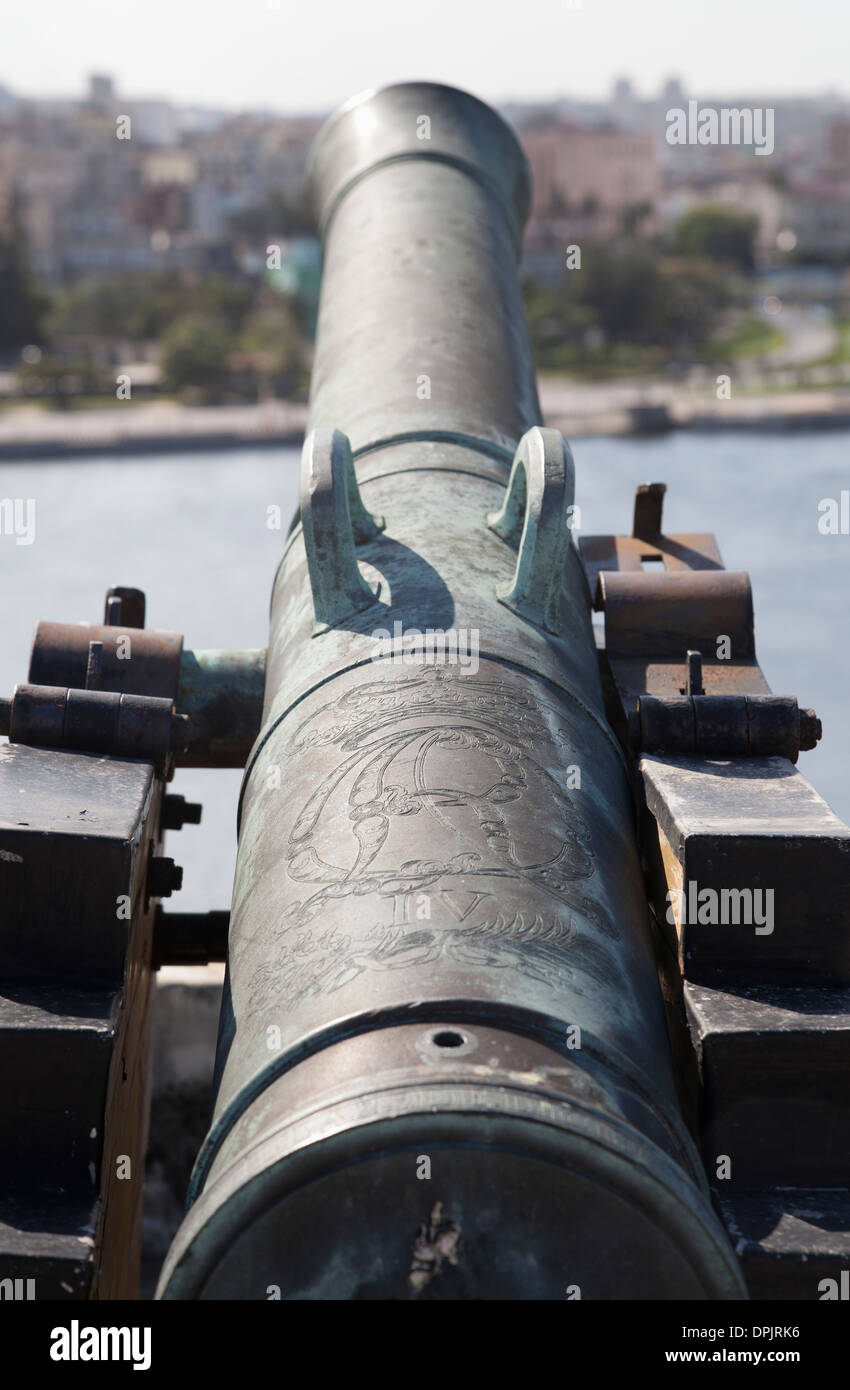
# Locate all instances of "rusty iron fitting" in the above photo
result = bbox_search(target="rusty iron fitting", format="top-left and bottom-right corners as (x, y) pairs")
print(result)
(161, 794), (203, 830)
(631, 481), (667, 538)
(599, 570), (755, 660)
(27, 623), (265, 770)
(29, 620), (183, 699)
(152, 908), (229, 969)
(103, 585), (146, 628)
(5, 683), (189, 776)
(630, 693), (822, 761)
(147, 855), (184, 903)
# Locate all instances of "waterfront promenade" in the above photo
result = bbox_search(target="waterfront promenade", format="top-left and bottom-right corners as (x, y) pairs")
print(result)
(2, 378), (850, 459)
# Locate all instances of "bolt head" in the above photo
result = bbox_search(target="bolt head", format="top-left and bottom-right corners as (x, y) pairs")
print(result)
(148, 855), (183, 898)
(799, 708), (822, 750)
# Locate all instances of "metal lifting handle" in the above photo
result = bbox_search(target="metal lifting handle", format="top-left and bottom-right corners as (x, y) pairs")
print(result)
(486, 426), (576, 633)
(299, 428), (385, 632)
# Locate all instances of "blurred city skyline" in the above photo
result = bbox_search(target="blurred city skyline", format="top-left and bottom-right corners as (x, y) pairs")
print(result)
(2, 0), (849, 115)
(3, 0), (850, 418)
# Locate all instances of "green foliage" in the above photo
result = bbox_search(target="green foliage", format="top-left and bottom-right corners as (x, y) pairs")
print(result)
(199, 277), (256, 335)
(702, 315), (784, 361)
(672, 205), (759, 272)
(651, 256), (735, 348)
(0, 235), (49, 353)
(235, 291), (308, 395)
(41, 267), (313, 401)
(160, 313), (231, 398)
(523, 244), (733, 370)
(580, 245), (664, 343)
(48, 271), (255, 343)
(48, 274), (169, 340)
(523, 279), (596, 366)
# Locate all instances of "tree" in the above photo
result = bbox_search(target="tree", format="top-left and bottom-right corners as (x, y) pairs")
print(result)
(236, 293), (308, 397)
(522, 244), (731, 368)
(654, 257), (731, 352)
(48, 274), (166, 340)
(522, 279), (596, 369)
(0, 235), (48, 354)
(672, 205), (758, 273)
(49, 271), (256, 343)
(621, 200), (653, 238)
(580, 245), (666, 344)
(160, 313), (230, 399)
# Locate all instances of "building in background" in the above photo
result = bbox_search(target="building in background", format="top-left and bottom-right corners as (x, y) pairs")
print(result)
(0, 71), (849, 299)
(0, 75), (322, 284)
(521, 121), (660, 280)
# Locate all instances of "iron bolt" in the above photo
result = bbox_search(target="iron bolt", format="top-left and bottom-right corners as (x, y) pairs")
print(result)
(684, 649), (704, 697)
(161, 794), (203, 830)
(148, 855), (184, 899)
(799, 708), (822, 750)
(104, 586), (146, 629)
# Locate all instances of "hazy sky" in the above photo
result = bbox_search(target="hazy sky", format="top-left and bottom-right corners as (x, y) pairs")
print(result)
(3, 0), (847, 113)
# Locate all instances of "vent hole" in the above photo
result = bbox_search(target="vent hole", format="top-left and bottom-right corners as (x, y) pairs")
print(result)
(432, 1030), (466, 1049)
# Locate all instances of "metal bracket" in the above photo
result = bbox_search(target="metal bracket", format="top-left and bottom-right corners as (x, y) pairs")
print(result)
(579, 481), (723, 609)
(300, 428), (385, 633)
(630, 690), (821, 761)
(0, 683), (190, 777)
(486, 426), (576, 633)
(599, 569), (756, 663)
(578, 482), (823, 761)
(29, 613), (183, 699)
(632, 481), (667, 539)
(28, 590), (265, 770)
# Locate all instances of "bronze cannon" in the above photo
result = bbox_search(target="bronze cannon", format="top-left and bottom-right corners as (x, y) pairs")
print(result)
(156, 82), (745, 1300)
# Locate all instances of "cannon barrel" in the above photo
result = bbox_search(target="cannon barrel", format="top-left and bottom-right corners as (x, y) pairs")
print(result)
(158, 82), (745, 1299)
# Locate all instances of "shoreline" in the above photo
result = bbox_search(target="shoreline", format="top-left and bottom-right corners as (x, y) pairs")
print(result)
(1, 386), (850, 460)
